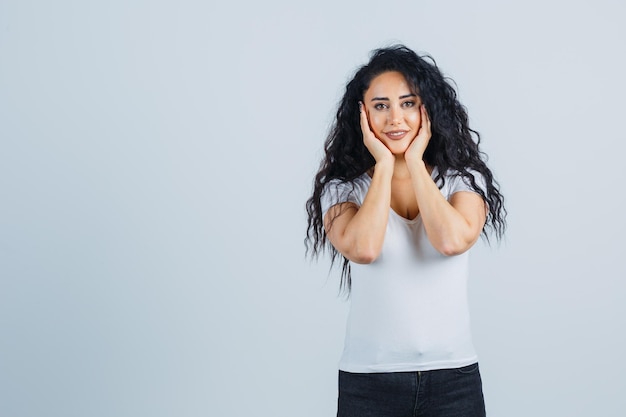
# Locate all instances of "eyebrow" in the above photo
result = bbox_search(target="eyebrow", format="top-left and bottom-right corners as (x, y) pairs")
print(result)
(371, 93), (418, 101)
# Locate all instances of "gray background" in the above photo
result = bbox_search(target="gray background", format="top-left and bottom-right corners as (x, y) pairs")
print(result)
(1, 0), (625, 416)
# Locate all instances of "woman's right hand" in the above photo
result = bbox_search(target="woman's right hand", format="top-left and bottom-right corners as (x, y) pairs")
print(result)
(359, 102), (394, 165)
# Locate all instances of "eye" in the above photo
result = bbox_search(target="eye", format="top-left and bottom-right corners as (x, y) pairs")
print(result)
(402, 101), (416, 108)
(373, 103), (388, 110)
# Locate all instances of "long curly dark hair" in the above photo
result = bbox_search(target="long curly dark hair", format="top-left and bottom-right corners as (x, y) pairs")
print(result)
(305, 44), (506, 293)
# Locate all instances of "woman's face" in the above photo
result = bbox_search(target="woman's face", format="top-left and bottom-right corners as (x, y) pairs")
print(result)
(363, 71), (422, 155)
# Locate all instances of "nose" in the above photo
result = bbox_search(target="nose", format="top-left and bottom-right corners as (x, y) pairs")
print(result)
(388, 105), (402, 125)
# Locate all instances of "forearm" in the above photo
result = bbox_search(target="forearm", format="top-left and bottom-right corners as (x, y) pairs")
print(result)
(408, 160), (480, 255)
(341, 161), (393, 263)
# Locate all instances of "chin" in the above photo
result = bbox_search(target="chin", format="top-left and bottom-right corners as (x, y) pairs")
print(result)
(386, 141), (411, 155)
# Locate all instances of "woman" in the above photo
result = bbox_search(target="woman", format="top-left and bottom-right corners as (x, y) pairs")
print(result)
(305, 45), (506, 416)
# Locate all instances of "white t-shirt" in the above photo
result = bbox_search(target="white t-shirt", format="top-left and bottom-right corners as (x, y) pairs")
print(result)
(321, 168), (486, 373)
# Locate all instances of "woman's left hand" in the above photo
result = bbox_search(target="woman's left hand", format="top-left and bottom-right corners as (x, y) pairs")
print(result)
(405, 104), (432, 162)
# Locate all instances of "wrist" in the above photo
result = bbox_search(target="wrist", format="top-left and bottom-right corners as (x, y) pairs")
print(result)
(373, 159), (394, 176)
(404, 148), (424, 164)
(407, 157), (427, 174)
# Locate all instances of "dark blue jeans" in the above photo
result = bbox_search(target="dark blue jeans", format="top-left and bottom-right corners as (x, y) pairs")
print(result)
(337, 363), (486, 417)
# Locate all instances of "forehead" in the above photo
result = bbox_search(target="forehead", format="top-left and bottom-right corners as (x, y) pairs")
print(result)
(365, 71), (413, 96)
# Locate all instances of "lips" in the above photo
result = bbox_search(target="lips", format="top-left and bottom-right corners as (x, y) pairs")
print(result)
(384, 130), (408, 140)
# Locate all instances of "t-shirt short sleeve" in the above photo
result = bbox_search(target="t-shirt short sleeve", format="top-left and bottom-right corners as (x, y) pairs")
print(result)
(320, 179), (361, 219)
(447, 169), (487, 197)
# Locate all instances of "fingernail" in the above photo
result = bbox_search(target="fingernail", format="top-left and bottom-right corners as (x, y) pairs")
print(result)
(358, 101), (363, 111)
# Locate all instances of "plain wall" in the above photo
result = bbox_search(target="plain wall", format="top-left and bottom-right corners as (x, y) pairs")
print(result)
(1, 0), (625, 416)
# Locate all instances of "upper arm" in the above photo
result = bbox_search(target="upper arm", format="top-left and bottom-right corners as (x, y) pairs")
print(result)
(323, 202), (360, 259)
(449, 191), (488, 246)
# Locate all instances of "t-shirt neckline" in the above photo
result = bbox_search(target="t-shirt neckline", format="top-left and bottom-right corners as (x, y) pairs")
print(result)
(362, 166), (439, 224)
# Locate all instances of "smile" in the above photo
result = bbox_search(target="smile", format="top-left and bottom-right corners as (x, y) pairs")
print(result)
(384, 130), (408, 140)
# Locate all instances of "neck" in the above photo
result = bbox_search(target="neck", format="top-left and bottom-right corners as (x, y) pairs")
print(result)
(393, 154), (433, 179)
(368, 156), (432, 179)
(393, 154), (412, 180)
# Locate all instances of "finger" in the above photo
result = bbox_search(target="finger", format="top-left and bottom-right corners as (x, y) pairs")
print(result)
(358, 102), (371, 134)
(421, 105), (432, 132)
(422, 104), (431, 126)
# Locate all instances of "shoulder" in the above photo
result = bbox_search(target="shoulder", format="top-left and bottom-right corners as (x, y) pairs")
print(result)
(323, 173), (371, 194)
(320, 173), (370, 215)
(352, 172), (372, 189)
(436, 167), (487, 197)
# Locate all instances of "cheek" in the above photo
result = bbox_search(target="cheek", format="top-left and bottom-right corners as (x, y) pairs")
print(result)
(408, 110), (421, 126)
(368, 112), (387, 132)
